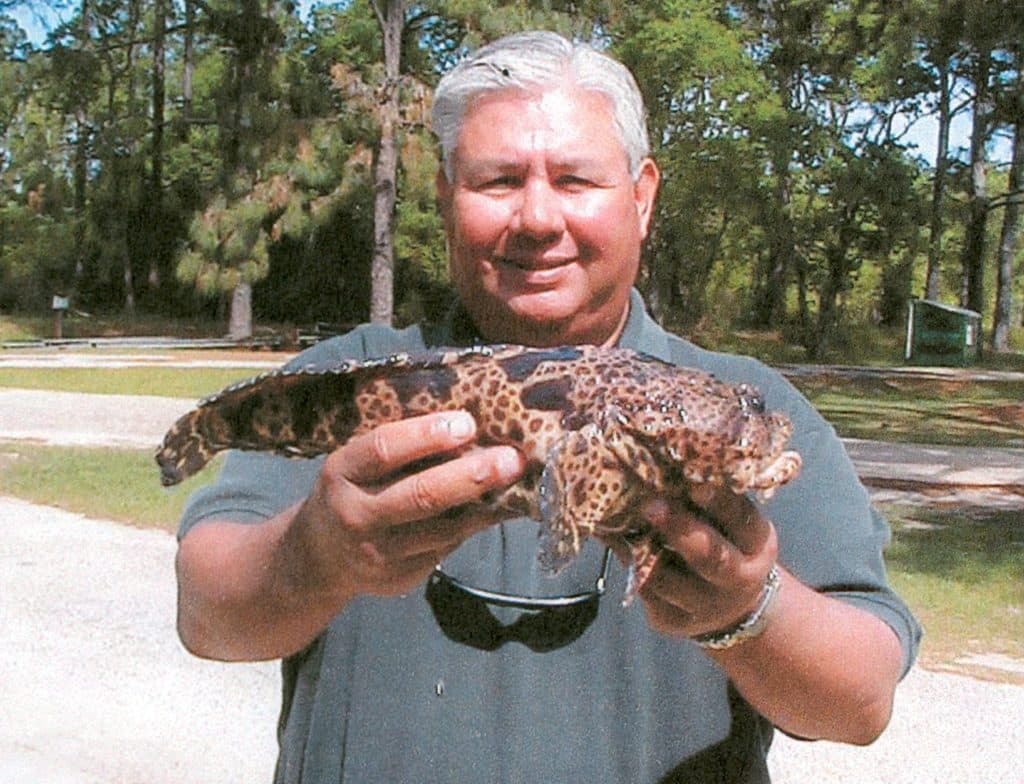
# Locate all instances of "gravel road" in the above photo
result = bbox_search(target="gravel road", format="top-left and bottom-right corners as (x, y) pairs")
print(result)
(3, 497), (1023, 783)
(1, 498), (279, 783)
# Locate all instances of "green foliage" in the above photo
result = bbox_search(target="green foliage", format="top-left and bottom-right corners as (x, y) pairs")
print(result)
(0, 365), (268, 398)
(0, 202), (76, 308)
(884, 505), (1024, 670)
(0, 0), (1020, 353)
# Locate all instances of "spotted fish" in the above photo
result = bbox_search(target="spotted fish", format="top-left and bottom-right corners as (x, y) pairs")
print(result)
(157, 344), (801, 595)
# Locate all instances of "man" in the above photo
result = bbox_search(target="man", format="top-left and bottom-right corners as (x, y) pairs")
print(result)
(176, 31), (920, 783)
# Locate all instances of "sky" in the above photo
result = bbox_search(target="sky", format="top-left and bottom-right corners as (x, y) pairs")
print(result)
(8, 2), (1011, 169)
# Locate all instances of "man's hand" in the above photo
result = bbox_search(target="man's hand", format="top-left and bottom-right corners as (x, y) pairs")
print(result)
(617, 485), (904, 744)
(292, 410), (526, 601)
(175, 410), (525, 661)
(629, 485), (778, 640)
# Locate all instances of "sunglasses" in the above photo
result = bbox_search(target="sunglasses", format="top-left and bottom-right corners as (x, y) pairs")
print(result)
(425, 547), (613, 652)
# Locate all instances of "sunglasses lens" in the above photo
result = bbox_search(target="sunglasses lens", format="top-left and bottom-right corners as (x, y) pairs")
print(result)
(425, 571), (602, 652)
(425, 571), (505, 651)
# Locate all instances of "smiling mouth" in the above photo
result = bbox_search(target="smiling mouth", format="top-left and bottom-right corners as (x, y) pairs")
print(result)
(497, 256), (575, 271)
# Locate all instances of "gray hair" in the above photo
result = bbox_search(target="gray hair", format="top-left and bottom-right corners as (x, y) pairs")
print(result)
(432, 31), (650, 180)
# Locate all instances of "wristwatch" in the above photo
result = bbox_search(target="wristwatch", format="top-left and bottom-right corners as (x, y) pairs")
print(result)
(692, 564), (781, 651)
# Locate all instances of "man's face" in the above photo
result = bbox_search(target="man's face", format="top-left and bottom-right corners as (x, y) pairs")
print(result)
(437, 83), (659, 347)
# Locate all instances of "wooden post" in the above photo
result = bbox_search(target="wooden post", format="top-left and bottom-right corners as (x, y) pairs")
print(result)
(52, 295), (69, 339)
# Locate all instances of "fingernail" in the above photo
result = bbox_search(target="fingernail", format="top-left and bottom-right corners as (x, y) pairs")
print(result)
(444, 412), (475, 440)
(495, 447), (524, 480)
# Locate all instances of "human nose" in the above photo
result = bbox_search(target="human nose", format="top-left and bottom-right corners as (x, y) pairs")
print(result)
(512, 179), (565, 238)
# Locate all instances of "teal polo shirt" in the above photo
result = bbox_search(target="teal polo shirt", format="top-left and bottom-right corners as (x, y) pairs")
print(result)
(180, 290), (920, 783)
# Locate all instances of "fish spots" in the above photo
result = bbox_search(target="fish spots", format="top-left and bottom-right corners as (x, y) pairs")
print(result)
(521, 377), (573, 412)
(497, 345), (583, 382)
(507, 419), (524, 443)
(387, 365), (458, 408)
(157, 342), (804, 601)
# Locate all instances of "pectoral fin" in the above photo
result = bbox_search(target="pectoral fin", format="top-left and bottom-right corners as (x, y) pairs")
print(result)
(538, 424), (633, 574)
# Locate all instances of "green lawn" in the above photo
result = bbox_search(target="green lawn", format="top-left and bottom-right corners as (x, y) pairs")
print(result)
(789, 373), (1024, 448)
(882, 504), (1024, 682)
(0, 443), (220, 532)
(0, 365), (270, 399)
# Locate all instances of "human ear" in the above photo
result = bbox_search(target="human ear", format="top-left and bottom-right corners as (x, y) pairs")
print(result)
(436, 166), (459, 237)
(633, 158), (660, 240)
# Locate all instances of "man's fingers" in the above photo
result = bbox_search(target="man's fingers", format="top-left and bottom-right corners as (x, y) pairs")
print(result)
(371, 445), (525, 526)
(336, 412), (479, 485)
(688, 485), (772, 556)
(374, 507), (507, 562)
(641, 493), (777, 589)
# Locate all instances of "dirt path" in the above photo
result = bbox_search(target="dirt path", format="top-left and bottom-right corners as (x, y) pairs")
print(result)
(0, 497), (279, 783)
(2, 496), (1023, 783)
(0, 388), (191, 449)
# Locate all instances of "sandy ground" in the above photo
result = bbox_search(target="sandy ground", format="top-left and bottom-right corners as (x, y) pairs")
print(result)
(0, 498), (279, 783)
(3, 497), (1023, 783)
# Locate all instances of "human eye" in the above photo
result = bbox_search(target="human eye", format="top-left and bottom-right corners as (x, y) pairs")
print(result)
(556, 174), (593, 190)
(461, 162), (523, 191)
(483, 174), (521, 189)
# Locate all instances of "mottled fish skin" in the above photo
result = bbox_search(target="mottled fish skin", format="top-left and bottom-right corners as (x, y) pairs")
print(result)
(156, 344), (801, 594)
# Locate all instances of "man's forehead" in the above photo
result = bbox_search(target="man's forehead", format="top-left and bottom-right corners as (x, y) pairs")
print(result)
(456, 151), (617, 172)
(462, 81), (614, 122)
(453, 85), (625, 168)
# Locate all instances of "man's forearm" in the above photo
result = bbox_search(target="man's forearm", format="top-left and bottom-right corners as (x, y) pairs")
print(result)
(710, 568), (904, 745)
(175, 507), (352, 662)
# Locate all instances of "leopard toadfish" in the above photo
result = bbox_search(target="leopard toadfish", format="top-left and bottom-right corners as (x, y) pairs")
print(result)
(157, 344), (801, 598)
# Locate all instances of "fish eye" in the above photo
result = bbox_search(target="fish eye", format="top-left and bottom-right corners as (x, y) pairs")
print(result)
(740, 393), (766, 414)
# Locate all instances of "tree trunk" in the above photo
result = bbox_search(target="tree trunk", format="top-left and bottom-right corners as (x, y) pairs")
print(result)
(123, 248), (136, 319)
(991, 120), (1023, 352)
(182, 0), (194, 137)
(925, 64), (951, 300)
(369, 0), (403, 326)
(754, 70), (796, 328)
(756, 170), (795, 327)
(228, 281), (253, 340)
(811, 244), (845, 361)
(959, 50), (991, 316)
(148, 0), (166, 291)
(72, 0), (91, 287)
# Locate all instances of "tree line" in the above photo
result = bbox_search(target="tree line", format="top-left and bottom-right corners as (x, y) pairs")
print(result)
(0, 0), (1021, 358)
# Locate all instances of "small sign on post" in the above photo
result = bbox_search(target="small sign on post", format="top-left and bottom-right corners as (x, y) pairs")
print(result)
(52, 295), (70, 339)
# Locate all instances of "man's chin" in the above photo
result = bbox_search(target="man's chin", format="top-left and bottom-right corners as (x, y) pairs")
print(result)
(502, 288), (579, 322)
(470, 300), (575, 345)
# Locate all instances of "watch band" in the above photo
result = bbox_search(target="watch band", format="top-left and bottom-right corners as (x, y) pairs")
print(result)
(692, 564), (781, 651)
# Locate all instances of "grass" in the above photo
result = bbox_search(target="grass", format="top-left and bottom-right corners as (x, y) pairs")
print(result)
(0, 366), (270, 399)
(693, 324), (908, 366)
(0, 310), (232, 342)
(881, 504), (1024, 682)
(0, 443), (220, 533)
(789, 374), (1024, 448)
